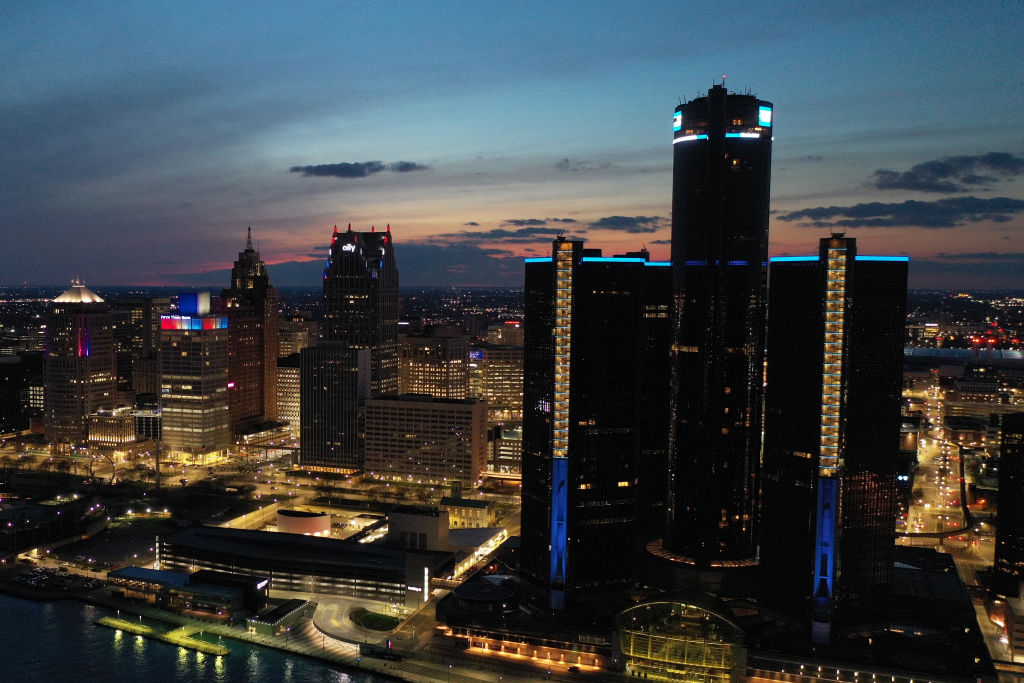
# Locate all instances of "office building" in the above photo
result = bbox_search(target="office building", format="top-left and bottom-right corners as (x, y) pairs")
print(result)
(277, 353), (301, 439)
(995, 413), (1024, 595)
(278, 317), (317, 357)
(665, 84), (773, 565)
(398, 330), (469, 399)
(159, 294), (230, 462)
(322, 224), (399, 396)
(364, 395), (487, 486)
(468, 343), (523, 426)
(761, 236), (908, 641)
(222, 227), (279, 434)
(521, 238), (670, 609)
(301, 224), (398, 471)
(299, 343), (369, 471)
(111, 295), (171, 403)
(44, 282), (117, 448)
(486, 320), (524, 346)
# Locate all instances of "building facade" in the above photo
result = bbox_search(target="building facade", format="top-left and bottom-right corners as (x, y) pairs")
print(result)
(761, 236), (908, 641)
(995, 413), (1024, 595)
(521, 238), (671, 609)
(222, 227), (279, 435)
(44, 283), (117, 448)
(468, 343), (524, 426)
(322, 224), (399, 397)
(398, 331), (469, 399)
(277, 353), (301, 439)
(364, 395), (488, 486)
(159, 295), (230, 461)
(299, 343), (370, 471)
(665, 84), (774, 565)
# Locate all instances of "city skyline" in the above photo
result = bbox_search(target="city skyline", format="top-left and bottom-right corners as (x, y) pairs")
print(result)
(3, 2), (1024, 289)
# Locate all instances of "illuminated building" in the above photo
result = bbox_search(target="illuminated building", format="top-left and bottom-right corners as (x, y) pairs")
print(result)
(486, 320), (524, 346)
(398, 330), (469, 399)
(276, 353), (300, 439)
(761, 236), (908, 641)
(222, 227), (279, 434)
(363, 395), (488, 486)
(994, 412), (1024, 596)
(159, 293), (230, 462)
(521, 238), (671, 609)
(468, 343), (523, 426)
(665, 84), (773, 565)
(322, 223), (399, 397)
(87, 406), (136, 448)
(299, 343), (369, 471)
(44, 282), (117, 448)
(111, 295), (171, 403)
(278, 317), (317, 356)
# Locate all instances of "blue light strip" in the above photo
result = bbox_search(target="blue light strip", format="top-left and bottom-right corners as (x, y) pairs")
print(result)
(855, 255), (910, 262)
(727, 260), (748, 266)
(524, 257), (552, 263)
(725, 132), (762, 139)
(645, 261), (671, 267)
(673, 133), (708, 144)
(770, 256), (818, 262)
(581, 257), (646, 264)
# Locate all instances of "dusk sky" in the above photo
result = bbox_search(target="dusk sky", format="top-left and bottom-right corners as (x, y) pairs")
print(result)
(3, 2), (1023, 289)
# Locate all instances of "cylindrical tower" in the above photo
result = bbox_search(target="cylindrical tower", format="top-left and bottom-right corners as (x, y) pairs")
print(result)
(665, 84), (773, 564)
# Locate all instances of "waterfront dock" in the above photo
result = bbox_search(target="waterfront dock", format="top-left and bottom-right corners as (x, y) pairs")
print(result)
(95, 617), (231, 656)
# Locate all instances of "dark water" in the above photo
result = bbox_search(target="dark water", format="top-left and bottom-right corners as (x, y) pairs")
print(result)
(2, 594), (383, 682)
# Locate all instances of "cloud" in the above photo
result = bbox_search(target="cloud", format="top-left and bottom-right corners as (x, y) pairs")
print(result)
(936, 252), (1024, 261)
(389, 161), (430, 173)
(803, 155), (824, 162)
(869, 152), (1024, 193)
(289, 160), (430, 178)
(547, 217), (577, 223)
(776, 196), (1024, 229)
(503, 218), (547, 227)
(650, 239), (671, 245)
(554, 157), (612, 172)
(436, 226), (569, 243)
(589, 215), (666, 233)
(463, 221), (480, 226)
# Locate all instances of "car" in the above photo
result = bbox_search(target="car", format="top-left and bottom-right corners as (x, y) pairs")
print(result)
(568, 666), (580, 673)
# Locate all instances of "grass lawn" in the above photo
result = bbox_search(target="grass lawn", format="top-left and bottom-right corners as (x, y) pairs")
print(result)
(349, 607), (400, 631)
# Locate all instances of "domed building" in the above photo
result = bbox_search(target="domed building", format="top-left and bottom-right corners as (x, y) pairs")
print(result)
(45, 281), (117, 448)
(615, 598), (746, 682)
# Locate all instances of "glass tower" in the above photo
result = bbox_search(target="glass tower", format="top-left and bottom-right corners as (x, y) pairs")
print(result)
(665, 85), (773, 564)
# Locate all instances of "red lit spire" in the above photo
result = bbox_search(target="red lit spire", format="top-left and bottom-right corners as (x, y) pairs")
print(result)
(347, 223), (352, 232)
(371, 225), (375, 232)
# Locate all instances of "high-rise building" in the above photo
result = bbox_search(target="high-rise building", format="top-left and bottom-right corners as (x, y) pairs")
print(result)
(299, 343), (369, 471)
(398, 330), (469, 399)
(995, 413), (1024, 595)
(159, 294), (230, 462)
(44, 283), (117, 448)
(665, 84), (774, 565)
(277, 353), (301, 439)
(760, 236), (908, 642)
(468, 343), (524, 426)
(111, 295), (172, 403)
(521, 238), (671, 610)
(486, 320), (524, 346)
(364, 395), (488, 486)
(278, 317), (317, 357)
(222, 227), (279, 434)
(322, 224), (398, 396)
(301, 224), (397, 471)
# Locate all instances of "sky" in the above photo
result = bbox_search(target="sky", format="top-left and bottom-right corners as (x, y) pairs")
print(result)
(3, 2), (1023, 289)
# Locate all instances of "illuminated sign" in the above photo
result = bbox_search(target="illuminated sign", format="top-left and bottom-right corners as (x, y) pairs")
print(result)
(469, 350), (484, 360)
(407, 585), (422, 592)
(160, 315), (228, 331)
(341, 243), (356, 252)
(256, 579), (269, 590)
(758, 105), (772, 127)
(673, 112), (682, 132)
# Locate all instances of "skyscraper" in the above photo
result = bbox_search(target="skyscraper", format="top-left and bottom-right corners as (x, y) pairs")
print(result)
(222, 227), (279, 434)
(761, 236), (908, 641)
(398, 330), (469, 399)
(665, 84), (773, 564)
(521, 238), (670, 610)
(300, 224), (397, 470)
(994, 413), (1024, 595)
(322, 224), (398, 396)
(159, 293), (231, 462)
(44, 282), (117, 448)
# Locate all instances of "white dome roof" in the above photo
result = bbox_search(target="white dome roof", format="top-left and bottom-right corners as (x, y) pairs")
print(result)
(54, 282), (104, 303)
